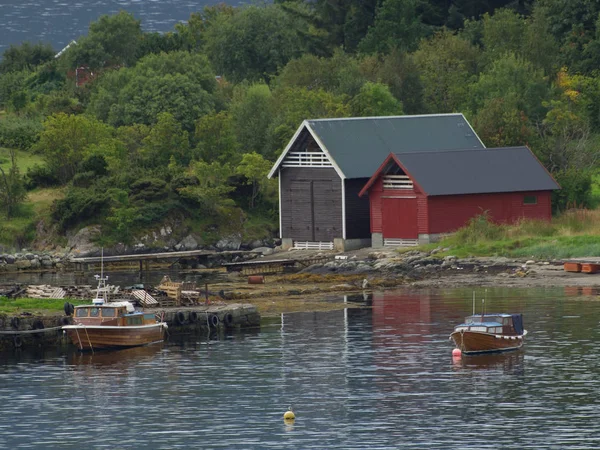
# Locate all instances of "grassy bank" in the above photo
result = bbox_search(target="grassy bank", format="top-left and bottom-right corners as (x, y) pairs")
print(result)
(420, 210), (600, 259)
(0, 298), (88, 315)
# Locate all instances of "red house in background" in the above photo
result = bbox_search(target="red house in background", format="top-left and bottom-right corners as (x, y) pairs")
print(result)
(358, 146), (560, 248)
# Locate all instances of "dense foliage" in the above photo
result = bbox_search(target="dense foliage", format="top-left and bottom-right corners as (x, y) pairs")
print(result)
(1, 0), (600, 246)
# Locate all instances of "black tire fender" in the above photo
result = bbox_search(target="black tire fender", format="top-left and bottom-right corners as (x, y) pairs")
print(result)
(210, 314), (219, 328)
(32, 319), (44, 330)
(10, 317), (20, 329)
(13, 335), (22, 348)
(64, 302), (74, 316)
(189, 311), (198, 323)
(223, 313), (234, 328)
(175, 311), (186, 325)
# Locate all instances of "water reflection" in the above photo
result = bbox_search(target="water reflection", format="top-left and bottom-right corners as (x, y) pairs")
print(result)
(67, 343), (164, 367)
(452, 350), (526, 375)
(2, 286), (600, 449)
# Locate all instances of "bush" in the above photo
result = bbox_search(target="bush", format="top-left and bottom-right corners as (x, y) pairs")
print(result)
(51, 188), (110, 230)
(0, 117), (42, 150)
(552, 168), (592, 213)
(453, 212), (506, 244)
(25, 164), (60, 189)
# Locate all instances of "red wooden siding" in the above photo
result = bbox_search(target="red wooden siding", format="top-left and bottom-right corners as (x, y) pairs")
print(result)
(382, 197), (418, 238)
(370, 178), (383, 233)
(368, 176), (424, 234)
(427, 191), (552, 234)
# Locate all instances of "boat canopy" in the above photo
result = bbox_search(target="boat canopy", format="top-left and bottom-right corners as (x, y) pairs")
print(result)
(512, 314), (524, 334)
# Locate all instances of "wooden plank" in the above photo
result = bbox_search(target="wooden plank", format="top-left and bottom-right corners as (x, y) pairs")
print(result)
(131, 290), (159, 305)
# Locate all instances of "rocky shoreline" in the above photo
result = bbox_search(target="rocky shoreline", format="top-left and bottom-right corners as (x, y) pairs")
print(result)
(267, 248), (594, 290)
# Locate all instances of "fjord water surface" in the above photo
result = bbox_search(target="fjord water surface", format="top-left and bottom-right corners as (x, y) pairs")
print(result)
(1, 287), (599, 449)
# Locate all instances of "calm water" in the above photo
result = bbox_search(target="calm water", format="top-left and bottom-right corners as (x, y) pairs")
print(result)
(0, 0), (247, 54)
(1, 286), (600, 449)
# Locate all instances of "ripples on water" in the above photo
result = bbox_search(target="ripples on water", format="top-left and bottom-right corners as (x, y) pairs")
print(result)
(1, 287), (600, 448)
(1, 0), (246, 53)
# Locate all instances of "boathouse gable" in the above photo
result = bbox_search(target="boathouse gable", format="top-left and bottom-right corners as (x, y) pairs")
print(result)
(360, 146), (560, 247)
(269, 114), (485, 251)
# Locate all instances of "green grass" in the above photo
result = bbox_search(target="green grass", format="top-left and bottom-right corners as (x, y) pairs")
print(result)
(0, 297), (88, 314)
(0, 146), (44, 173)
(416, 210), (600, 260)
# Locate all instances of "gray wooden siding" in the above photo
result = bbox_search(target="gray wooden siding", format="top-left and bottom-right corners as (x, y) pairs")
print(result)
(281, 167), (342, 241)
(344, 178), (371, 239)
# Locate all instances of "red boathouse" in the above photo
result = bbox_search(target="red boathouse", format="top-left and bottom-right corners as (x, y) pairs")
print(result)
(359, 146), (560, 247)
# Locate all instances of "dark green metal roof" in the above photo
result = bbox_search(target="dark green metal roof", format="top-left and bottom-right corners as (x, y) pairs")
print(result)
(307, 114), (484, 179)
(396, 147), (560, 195)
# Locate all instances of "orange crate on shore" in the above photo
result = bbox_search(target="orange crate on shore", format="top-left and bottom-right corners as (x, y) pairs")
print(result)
(581, 263), (600, 274)
(564, 262), (582, 272)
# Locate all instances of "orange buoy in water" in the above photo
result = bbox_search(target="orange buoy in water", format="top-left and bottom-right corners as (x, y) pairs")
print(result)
(452, 348), (462, 357)
(248, 275), (265, 284)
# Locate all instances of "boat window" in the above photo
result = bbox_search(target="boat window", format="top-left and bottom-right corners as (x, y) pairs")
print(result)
(469, 326), (487, 332)
(75, 308), (88, 318)
(503, 318), (509, 325)
(126, 315), (143, 325)
(489, 327), (502, 334)
(101, 308), (116, 318)
(90, 307), (100, 317)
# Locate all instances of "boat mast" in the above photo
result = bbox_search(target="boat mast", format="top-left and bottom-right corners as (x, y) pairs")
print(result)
(94, 248), (108, 304)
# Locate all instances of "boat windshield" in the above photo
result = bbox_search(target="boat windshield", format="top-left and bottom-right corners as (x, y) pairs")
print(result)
(465, 315), (510, 325)
(101, 307), (116, 317)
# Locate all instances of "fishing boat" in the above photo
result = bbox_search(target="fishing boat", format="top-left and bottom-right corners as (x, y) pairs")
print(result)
(62, 268), (167, 351)
(450, 312), (527, 354)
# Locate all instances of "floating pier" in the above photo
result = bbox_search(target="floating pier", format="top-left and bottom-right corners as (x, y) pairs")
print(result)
(0, 303), (260, 351)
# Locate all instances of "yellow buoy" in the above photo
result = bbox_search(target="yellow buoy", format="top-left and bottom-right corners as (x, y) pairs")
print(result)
(283, 407), (295, 421)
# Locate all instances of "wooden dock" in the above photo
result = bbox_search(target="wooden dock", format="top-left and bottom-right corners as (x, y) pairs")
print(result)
(222, 255), (332, 275)
(68, 249), (250, 272)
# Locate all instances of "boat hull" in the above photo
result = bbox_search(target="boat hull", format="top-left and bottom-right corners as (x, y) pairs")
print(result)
(63, 323), (167, 350)
(450, 330), (526, 355)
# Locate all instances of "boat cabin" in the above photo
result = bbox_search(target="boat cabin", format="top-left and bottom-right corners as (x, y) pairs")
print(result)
(454, 313), (524, 336)
(73, 303), (156, 327)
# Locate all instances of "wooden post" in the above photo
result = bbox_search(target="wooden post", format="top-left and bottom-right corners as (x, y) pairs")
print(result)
(205, 283), (209, 305)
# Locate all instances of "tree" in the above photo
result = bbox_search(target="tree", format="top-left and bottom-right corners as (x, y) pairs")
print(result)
(230, 83), (274, 155)
(203, 4), (309, 83)
(276, 50), (366, 96)
(87, 51), (217, 131)
(358, 0), (430, 55)
(195, 112), (239, 163)
(235, 152), (276, 209)
(267, 87), (350, 158)
(141, 112), (190, 168)
(349, 82), (404, 116)
(468, 53), (549, 123)
(359, 50), (424, 114)
(61, 11), (143, 69)
(177, 160), (236, 217)
(173, 5), (236, 52)
(33, 113), (114, 183)
(481, 9), (525, 60)
(521, 5), (560, 76)
(0, 149), (27, 218)
(412, 30), (480, 113)
(471, 96), (533, 147)
(0, 42), (55, 74)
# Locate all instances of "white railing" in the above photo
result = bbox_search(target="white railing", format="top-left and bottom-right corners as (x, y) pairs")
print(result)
(294, 241), (334, 250)
(384, 238), (418, 247)
(282, 152), (333, 168)
(383, 175), (413, 189)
